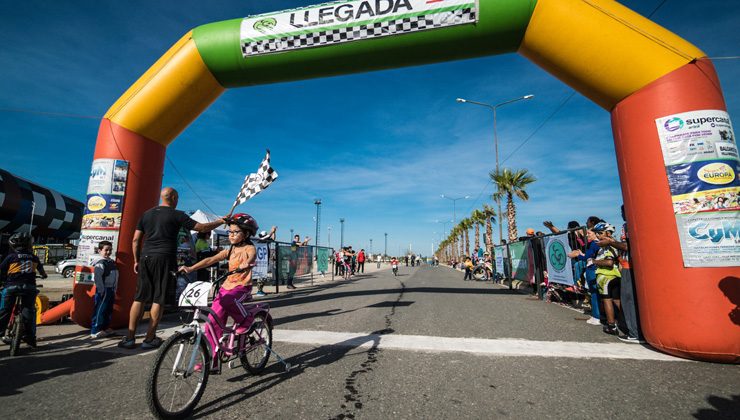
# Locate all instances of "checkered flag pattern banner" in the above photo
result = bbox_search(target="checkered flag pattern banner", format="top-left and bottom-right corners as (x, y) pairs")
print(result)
(232, 150), (279, 208)
(0, 168), (83, 239)
(242, 8), (475, 57)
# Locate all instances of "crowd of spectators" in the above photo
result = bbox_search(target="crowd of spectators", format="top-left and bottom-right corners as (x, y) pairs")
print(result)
(451, 206), (645, 344)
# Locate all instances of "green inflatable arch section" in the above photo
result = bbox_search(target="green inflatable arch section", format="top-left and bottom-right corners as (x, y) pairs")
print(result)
(192, 1), (536, 87)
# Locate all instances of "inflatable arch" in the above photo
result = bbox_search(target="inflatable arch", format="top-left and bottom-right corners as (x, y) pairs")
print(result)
(69, 0), (739, 362)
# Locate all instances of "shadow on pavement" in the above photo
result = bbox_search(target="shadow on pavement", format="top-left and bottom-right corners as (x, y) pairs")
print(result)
(266, 286), (518, 309)
(192, 328), (392, 419)
(693, 394), (740, 420)
(0, 347), (126, 396)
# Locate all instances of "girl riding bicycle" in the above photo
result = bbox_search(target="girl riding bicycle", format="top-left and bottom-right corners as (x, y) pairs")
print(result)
(179, 213), (258, 353)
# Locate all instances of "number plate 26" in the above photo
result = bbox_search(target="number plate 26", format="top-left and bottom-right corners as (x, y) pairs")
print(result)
(179, 281), (211, 307)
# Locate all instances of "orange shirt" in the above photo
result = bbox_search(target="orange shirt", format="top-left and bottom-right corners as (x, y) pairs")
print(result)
(223, 244), (255, 290)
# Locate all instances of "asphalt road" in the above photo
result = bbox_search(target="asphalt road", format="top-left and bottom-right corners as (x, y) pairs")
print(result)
(1, 265), (737, 419)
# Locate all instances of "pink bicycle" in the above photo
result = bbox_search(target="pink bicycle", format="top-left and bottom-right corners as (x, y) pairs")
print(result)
(146, 268), (291, 419)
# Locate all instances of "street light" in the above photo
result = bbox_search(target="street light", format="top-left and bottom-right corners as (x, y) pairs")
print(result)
(314, 199), (321, 248)
(339, 218), (345, 248)
(369, 238), (373, 255)
(456, 94), (534, 241)
(384, 232), (388, 257)
(440, 194), (469, 225)
(327, 225), (333, 248)
(436, 219), (452, 239)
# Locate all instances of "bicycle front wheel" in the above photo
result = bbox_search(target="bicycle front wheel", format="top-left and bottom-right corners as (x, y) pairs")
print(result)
(241, 314), (272, 374)
(9, 314), (23, 357)
(147, 331), (210, 419)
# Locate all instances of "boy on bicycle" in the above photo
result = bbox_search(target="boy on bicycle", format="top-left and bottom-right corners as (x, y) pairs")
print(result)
(0, 232), (47, 347)
(179, 213), (258, 354)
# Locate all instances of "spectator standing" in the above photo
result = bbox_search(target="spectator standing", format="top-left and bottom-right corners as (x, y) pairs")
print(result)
(357, 249), (366, 273)
(287, 234), (310, 290)
(335, 249), (344, 276)
(592, 223), (622, 335)
(599, 207), (643, 343)
(90, 240), (118, 339)
(569, 229), (603, 326)
(349, 246), (357, 274)
(119, 187), (224, 349)
(463, 257), (473, 280)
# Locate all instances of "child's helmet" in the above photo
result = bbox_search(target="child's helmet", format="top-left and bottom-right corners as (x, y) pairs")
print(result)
(8, 232), (32, 250)
(228, 213), (259, 237)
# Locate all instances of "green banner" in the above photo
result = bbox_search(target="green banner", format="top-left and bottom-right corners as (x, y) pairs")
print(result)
(508, 241), (532, 282)
(277, 244), (314, 279)
(317, 247), (329, 272)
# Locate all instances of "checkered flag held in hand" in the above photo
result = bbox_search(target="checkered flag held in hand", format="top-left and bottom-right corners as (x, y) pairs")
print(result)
(231, 150), (278, 210)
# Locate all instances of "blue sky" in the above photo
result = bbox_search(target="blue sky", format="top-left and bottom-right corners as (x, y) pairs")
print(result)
(1, 0), (738, 256)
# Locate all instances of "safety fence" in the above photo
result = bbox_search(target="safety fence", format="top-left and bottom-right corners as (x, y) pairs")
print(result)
(489, 227), (590, 305)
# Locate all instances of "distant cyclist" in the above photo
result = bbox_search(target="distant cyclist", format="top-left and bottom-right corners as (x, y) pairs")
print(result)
(0, 232), (47, 348)
(179, 213), (258, 353)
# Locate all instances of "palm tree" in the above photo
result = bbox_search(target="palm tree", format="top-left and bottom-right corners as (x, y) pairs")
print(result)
(470, 209), (486, 252)
(482, 204), (496, 255)
(490, 168), (536, 241)
(460, 218), (474, 257)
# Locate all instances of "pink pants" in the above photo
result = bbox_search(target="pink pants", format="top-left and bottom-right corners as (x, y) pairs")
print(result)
(205, 285), (252, 354)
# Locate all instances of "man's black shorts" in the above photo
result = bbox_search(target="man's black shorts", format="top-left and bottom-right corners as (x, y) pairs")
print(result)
(135, 255), (175, 305)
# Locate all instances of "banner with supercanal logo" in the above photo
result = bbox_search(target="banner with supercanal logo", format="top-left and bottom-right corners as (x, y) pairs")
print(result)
(655, 109), (740, 267)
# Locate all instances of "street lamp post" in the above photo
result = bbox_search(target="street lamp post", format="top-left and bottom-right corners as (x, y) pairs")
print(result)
(384, 232), (388, 257)
(369, 238), (373, 255)
(327, 226), (333, 248)
(456, 94), (534, 242)
(339, 218), (345, 249)
(440, 195), (469, 225)
(314, 199), (321, 248)
(290, 228), (294, 241)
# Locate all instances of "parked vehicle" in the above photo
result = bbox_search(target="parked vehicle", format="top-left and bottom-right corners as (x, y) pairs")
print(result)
(55, 258), (78, 278)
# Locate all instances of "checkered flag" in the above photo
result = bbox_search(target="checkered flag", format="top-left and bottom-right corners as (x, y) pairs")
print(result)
(229, 150), (278, 213)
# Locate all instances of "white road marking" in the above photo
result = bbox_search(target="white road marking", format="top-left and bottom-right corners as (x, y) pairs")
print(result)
(33, 326), (685, 362)
(273, 329), (687, 362)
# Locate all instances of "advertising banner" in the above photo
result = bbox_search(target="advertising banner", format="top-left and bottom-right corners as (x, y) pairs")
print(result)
(241, 0), (478, 57)
(544, 233), (574, 285)
(508, 241), (533, 282)
(655, 110), (740, 267)
(278, 244), (314, 279)
(253, 242), (269, 279)
(494, 245), (504, 274)
(76, 159), (129, 284)
(317, 247), (329, 272)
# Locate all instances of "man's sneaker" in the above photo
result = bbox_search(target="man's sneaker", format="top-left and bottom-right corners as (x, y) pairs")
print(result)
(286, 284), (297, 290)
(586, 317), (601, 325)
(618, 336), (645, 344)
(90, 330), (109, 339)
(603, 324), (619, 336)
(141, 337), (163, 350)
(23, 335), (37, 348)
(117, 337), (136, 349)
(255, 291), (266, 297)
(1, 336), (11, 345)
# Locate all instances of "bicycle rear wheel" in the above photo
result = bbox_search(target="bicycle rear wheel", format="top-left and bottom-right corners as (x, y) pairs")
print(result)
(240, 314), (272, 374)
(147, 331), (210, 419)
(9, 313), (23, 357)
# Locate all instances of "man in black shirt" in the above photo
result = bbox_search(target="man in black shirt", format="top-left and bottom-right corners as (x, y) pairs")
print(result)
(119, 187), (225, 349)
